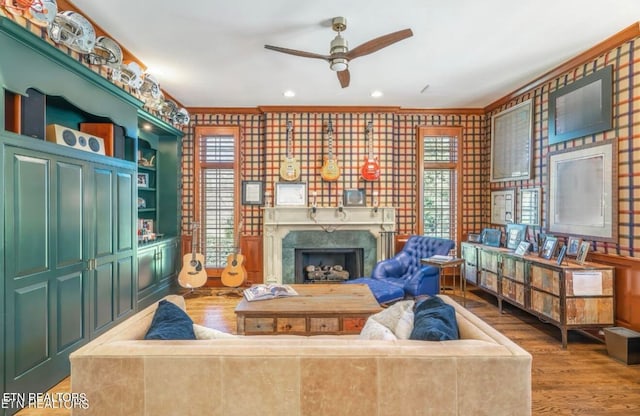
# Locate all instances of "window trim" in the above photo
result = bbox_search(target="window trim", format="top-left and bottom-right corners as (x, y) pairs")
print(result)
(193, 125), (242, 276)
(416, 126), (463, 248)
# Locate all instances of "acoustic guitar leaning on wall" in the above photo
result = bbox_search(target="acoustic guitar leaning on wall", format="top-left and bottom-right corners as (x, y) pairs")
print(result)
(178, 222), (207, 289)
(221, 221), (247, 288)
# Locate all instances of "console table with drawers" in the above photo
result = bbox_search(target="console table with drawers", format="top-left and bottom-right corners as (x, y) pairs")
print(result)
(461, 242), (615, 348)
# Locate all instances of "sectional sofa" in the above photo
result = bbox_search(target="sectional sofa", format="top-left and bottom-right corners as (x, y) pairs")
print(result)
(70, 294), (532, 415)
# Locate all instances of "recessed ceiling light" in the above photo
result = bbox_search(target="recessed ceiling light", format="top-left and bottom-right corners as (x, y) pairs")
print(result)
(283, 90), (296, 98)
(143, 123), (152, 131)
(371, 90), (383, 98)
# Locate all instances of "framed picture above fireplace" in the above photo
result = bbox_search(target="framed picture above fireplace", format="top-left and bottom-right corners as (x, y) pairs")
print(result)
(343, 189), (366, 206)
(275, 182), (307, 206)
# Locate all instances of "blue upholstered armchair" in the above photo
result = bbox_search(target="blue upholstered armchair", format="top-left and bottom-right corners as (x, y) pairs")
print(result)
(371, 235), (455, 297)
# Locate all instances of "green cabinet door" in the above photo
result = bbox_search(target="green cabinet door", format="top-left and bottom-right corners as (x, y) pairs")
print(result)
(136, 238), (180, 309)
(159, 239), (179, 284)
(3, 147), (88, 398)
(88, 165), (136, 337)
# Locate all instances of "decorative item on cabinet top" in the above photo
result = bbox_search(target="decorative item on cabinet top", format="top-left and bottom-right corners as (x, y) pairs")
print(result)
(2, 0), (57, 27)
(48, 11), (96, 54)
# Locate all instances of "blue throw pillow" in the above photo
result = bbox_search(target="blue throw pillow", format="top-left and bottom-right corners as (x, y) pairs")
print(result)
(144, 299), (196, 340)
(409, 296), (459, 341)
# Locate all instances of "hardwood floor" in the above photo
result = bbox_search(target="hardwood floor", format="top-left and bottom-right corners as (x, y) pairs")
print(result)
(16, 286), (640, 415)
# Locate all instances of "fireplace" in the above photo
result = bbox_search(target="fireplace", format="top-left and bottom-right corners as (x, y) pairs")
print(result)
(263, 207), (396, 284)
(295, 248), (364, 283)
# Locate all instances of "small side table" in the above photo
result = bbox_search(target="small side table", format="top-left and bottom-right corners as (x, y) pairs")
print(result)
(420, 257), (466, 305)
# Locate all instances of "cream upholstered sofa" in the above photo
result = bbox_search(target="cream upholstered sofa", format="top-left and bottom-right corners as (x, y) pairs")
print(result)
(70, 295), (532, 416)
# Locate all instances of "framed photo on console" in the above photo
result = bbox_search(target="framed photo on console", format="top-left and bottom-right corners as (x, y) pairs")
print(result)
(481, 228), (502, 247)
(576, 241), (591, 264)
(505, 223), (527, 250)
(566, 237), (582, 256)
(514, 241), (531, 256)
(540, 236), (558, 260)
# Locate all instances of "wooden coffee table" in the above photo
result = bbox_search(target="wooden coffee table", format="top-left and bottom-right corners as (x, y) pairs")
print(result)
(235, 283), (381, 335)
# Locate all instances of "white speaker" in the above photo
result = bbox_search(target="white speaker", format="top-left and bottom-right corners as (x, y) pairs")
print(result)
(46, 124), (105, 155)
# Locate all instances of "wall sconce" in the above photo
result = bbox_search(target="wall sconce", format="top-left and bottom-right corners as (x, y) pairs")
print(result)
(372, 190), (379, 213)
(310, 191), (317, 216)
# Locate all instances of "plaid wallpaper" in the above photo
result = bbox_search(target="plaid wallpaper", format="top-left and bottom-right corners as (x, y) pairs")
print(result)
(182, 111), (485, 240)
(487, 38), (640, 257)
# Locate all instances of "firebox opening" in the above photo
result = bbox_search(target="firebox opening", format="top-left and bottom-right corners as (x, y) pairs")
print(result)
(294, 248), (364, 283)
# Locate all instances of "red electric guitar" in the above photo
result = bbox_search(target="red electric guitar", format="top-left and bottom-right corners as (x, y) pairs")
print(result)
(360, 121), (380, 181)
(320, 121), (340, 182)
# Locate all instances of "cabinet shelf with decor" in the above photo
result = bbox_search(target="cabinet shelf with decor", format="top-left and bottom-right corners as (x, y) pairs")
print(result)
(134, 111), (183, 307)
(461, 242), (614, 348)
(135, 112), (182, 242)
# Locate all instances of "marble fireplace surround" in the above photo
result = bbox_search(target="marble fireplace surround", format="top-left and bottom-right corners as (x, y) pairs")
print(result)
(263, 207), (396, 284)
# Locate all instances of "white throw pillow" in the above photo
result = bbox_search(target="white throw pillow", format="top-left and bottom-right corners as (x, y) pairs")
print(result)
(394, 308), (415, 340)
(358, 300), (415, 340)
(192, 324), (236, 339)
(358, 319), (397, 340)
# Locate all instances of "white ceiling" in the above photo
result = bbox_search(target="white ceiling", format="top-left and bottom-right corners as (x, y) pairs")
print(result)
(70, 0), (640, 109)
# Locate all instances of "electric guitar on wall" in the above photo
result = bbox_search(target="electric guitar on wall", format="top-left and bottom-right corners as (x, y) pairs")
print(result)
(178, 222), (207, 289)
(221, 221), (247, 288)
(360, 121), (380, 181)
(279, 121), (300, 181)
(320, 121), (340, 181)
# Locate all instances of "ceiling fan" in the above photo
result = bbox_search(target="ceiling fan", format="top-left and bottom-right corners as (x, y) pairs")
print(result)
(264, 17), (413, 88)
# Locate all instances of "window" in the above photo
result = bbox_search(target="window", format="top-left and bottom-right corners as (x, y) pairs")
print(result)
(194, 126), (241, 272)
(417, 127), (462, 247)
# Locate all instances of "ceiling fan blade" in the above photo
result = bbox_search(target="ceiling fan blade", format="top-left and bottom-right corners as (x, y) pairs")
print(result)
(264, 45), (330, 61)
(346, 29), (413, 60)
(337, 69), (350, 88)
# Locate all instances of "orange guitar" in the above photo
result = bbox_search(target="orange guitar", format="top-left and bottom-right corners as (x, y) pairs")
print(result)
(221, 221), (247, 288)
(178, 222), (207, 289)
(320, 121), (340, 181)
(360, 121), (380, 181)
(279, 121), (300, 181)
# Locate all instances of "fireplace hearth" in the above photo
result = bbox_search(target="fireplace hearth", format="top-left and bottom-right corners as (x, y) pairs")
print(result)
(295, 248), (364, 283)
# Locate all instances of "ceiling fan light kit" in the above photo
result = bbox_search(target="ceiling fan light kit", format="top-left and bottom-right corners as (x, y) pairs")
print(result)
(264, 16), (413, 88)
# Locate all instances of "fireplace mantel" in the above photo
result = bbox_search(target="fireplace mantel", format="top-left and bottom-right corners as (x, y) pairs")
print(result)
(263, 207), (395, 284)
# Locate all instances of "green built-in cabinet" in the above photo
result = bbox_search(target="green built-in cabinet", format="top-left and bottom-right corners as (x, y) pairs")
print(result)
(137, 238), (180, 309)
(2, 137), (136, 398)
(0, 16), (183, 412)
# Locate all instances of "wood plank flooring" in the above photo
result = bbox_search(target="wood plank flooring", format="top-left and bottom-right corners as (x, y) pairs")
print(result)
(15, 286), (640, 415)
